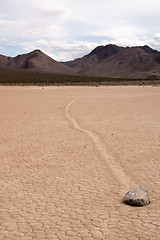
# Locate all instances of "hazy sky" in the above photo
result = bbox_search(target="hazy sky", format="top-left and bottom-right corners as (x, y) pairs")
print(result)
(0, 0), (160, 61)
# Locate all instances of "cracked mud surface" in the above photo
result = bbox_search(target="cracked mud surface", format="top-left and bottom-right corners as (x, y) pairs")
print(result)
(0, 86), (160, 239)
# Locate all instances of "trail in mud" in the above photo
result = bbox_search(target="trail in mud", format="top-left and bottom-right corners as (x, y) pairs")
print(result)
(65, 99), (135, 189)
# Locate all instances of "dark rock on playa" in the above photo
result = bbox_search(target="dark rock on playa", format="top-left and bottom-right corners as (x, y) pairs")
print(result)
(124, 186), (150, 207)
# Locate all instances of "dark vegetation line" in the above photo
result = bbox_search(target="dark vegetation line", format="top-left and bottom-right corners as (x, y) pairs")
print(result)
(0, 67), (160, 86)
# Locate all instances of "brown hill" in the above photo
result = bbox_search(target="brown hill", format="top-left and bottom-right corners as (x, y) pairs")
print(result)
(65, 44), (160, 79)
(0, 50), (76, 75)
(1, 45), (160, 79)
(0, 54), (11, 66)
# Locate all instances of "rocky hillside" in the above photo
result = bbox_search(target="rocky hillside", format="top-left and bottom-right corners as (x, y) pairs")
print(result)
(65, 44), (160, 79)
(1, 45), (160, 79)
(0, 50), (76, 75)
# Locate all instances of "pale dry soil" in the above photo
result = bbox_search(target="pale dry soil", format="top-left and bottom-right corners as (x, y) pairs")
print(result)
(0, 86), (160, 240)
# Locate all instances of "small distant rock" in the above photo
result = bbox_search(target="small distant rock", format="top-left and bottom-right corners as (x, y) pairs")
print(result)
(124, 186), (150, 207)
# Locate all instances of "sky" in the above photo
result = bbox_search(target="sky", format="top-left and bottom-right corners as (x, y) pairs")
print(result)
(0, 0), (160, 61)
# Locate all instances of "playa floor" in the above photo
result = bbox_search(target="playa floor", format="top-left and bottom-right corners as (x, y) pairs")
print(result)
(0, 86), (160, 239)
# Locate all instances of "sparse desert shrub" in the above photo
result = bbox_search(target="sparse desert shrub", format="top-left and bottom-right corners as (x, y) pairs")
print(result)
(0, 67), (160, 86)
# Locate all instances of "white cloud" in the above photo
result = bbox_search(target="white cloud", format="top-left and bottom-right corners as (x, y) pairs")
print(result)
(39, 9), (65, 17)
(0, 0), (160, 59)
(1, 33), (160, 61)
(147, 33), (160, 49)
(19, 40), (98, 61)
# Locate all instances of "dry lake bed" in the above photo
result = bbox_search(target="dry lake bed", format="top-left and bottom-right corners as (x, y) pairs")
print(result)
(0, 86), (160, 239)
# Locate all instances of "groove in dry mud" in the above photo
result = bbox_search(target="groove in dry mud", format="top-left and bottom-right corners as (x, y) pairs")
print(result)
(65, 99), (135, 190)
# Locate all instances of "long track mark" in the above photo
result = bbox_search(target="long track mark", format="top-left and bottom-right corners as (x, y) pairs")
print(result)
(65, 99), (134, 189)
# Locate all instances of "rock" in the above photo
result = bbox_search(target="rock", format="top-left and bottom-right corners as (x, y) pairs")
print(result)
(124, 186), (150, 206)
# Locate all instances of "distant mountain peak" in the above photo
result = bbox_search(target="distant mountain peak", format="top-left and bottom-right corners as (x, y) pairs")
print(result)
(0, 49), (76, 75)
(65, 44), (160, 79)
(1, 45), (160, 79)
(33, 49), (42, 52)
(139, 45), (159, 55)
(88, 44), (123, 61)
(29, 49), (44, 55)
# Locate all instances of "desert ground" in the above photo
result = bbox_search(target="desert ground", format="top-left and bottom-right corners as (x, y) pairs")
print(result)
(0, 86), (160, 240)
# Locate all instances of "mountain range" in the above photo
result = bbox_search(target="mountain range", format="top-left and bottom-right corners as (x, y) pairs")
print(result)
(0, 49), (76, 75)
(1, 44), (160, 79)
